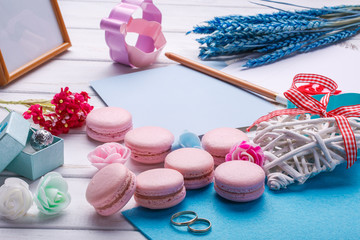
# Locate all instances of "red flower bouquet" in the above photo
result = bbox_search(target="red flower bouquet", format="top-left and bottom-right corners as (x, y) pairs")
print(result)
(1, 87), (93, 135)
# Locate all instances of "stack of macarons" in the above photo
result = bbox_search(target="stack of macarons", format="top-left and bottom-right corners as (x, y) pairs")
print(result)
(85, 107), (266, 213)
(86, 107), (175, 164)
(86, 164), (187, 213)
(86, 107), (251, 168)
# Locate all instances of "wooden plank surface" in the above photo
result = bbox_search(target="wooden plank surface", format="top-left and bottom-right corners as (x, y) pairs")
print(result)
(0, 229), (144, 239)
(0, 0), (358, 239)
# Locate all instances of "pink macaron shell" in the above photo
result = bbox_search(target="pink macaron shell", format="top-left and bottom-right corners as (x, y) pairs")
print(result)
(87, 124), (132, 142)
(165, 148), (214, 189)
(124, 126), (174, 164)
(186, 171), (214, 189)
(214, 184), (264, 202)
(202, 127), (249, 166)
(135, 186), (186, 209)
(214, 161), (265, 202)
(86, 107), (133, 142)
(134, 168), (186, 209)
(213, 156), (226, 167)
(130, 150), (171, 165)
(98, 172), (136, 216)
(85, 163), (136, 216)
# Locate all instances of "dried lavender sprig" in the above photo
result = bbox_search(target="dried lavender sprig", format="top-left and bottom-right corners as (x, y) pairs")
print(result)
(196, 29), (268, 44)
(206, 6), (347, 26)
(208, 11), (313, 25)
(256, 2), (360, 27)
(188, 25), (217, 35)
(198, 29), (328, 59)
(249, 2), (344, 21)
(256, 31), (326, 53)
(244, 27), (360, 68)
(199, 31), (324, 59)
(299, 26), (360, 53)
(190, 8), (331, 34)
(199, 44), (258, 59)
(192, 5), (357, 35)
(190, 3), (360, 68)
(213, 19), (326, 36)
(260, 0), (360, 15)
(243, 42), (304, 68)
(324, 11), (360, 21)
(197, 31), (300, 48)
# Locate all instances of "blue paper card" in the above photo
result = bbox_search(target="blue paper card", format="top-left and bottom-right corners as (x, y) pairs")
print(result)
(91, 65), (276, 137)
(123, 162), (360, 240)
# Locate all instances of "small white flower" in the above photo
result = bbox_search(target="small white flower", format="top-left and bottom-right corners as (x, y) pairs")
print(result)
(0, 178), (33, 220)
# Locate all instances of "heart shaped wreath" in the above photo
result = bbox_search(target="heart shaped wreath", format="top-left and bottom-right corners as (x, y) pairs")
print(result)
(253, 115), (360, 190)
(249, 73), (360, 190)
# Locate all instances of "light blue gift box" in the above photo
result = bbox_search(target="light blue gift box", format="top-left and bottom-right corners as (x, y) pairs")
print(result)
(0, 111), (64, 180)
(0, 111), (29, 172)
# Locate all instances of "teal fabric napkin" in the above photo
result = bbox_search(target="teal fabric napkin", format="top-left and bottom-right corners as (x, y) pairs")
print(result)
(123, 161), (360, 240)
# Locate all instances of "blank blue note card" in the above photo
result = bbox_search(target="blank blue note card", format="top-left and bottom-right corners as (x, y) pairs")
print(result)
(123, 162), (360, 240)
(91, 65), (276, 137)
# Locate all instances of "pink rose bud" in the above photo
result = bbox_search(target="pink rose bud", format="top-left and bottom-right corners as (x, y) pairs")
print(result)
(87, 142), (131, 169)
(225, 141), (264, 167)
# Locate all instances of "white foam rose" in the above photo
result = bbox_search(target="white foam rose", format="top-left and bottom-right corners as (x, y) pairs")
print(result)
(0, 178), (33, 220)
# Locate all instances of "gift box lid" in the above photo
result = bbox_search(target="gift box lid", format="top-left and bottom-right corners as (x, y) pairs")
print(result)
(0, 111), (30, 172)
(6, 128), (64, 180)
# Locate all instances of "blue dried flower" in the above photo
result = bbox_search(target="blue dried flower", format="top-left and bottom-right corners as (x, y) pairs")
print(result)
(189, 2), (360, 68)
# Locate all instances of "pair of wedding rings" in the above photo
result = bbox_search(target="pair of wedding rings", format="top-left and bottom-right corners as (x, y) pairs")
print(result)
(170, 211), (211, 233)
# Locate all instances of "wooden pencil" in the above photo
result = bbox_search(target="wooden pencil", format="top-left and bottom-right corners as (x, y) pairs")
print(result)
(165, 52), (287, 106)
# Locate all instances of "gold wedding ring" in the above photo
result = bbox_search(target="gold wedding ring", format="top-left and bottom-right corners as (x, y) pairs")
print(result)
(187, 218), (212, 233)
(171, 211), (212, 234)
(171, 211), (198, 226)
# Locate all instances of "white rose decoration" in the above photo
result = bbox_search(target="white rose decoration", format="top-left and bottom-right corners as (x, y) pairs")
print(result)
(34, 172), (71, 215)
(0, 178), (33, 220)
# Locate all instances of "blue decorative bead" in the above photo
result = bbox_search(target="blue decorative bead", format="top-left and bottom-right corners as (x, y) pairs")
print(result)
(172, 131), (202, 150)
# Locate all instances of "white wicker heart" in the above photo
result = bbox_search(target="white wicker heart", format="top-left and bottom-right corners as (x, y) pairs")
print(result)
(252, 115), (360, 190)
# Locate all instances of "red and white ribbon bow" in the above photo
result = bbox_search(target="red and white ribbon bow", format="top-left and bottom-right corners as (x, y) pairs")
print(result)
(248, 73), (360, 168)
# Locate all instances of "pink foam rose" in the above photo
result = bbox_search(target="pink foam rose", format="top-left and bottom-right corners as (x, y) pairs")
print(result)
(225, 141), (264, 167)
(87, 142), (131, 169)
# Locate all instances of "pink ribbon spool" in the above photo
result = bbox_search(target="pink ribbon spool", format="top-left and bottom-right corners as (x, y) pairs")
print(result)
(100, 0), (166, 68)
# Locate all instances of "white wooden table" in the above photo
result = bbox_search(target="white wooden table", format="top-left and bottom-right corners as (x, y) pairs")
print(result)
(0, 0), (359, 239)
